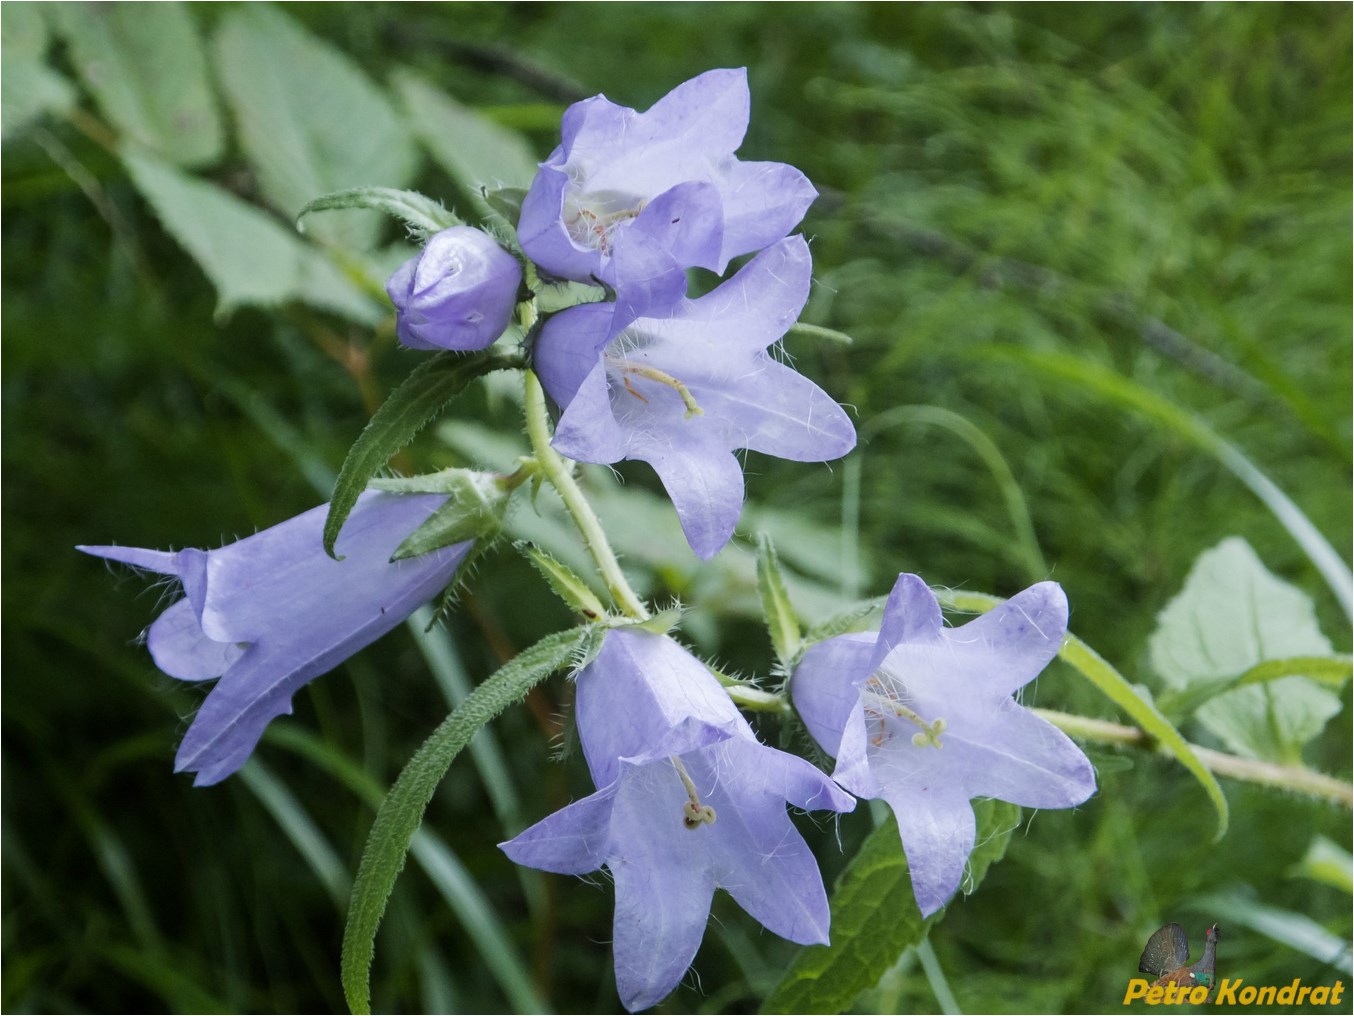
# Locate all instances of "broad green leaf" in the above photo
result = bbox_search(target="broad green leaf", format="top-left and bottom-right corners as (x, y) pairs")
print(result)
(1150, 537), (1342, 765)
(484, 185), (528, 227)
(394, 69), (540, 192)
(340, 626), (589, 1016)
(296, 186), (461, 240)
(515, 540), (609, 620)
(121, 149), (379, 323)
(1, 4), (75, 140)
(940, 588), (1230, 840)
(757, 532), (802, 667)
(212, 6), (420, 249)
(761, 801), (1019, 1014)
(50, 2), (222, 166)
(323, 350), (521, 557)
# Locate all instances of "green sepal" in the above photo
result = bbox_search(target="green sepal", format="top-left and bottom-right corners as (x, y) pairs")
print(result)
(378, 470), (508, 561)
(323, 349), (520, 558)
(514, 540), (608, 620)
(607, 605), (683, 636)
(295, 186), (460, 239)
(761, 801), (1020, 1015)
(482, 185), (527, 228)
(757, 532), (802, 667)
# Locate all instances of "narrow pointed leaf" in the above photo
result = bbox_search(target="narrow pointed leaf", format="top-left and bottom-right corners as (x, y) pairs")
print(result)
(297, 187), (461, 239)
(515, 541), (608, 620)
(390, 472), (508, 560)
(324, 351), (520, 557)
(757, 532), (802, 666)
(341, 626), (589, 1015)
(761, 801), (1019, 1014)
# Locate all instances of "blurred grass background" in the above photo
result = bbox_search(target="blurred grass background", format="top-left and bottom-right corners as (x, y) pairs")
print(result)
(3, 2), (1350, 1013)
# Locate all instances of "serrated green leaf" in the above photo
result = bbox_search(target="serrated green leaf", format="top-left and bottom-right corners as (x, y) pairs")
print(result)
(515, 541), (608, 620)
(939, 587), (1231, 840)
(50, 2), (222, 166)
(1150, 537), (1342, 765)
(390, 472), (507, 560)
(804, 597), (887, 643)
(340, 626), (589, 1016)
(212, 5), (419, 249)
(296, 186), (461, 240)
(761, 801), (1020, 1014)
(394, 70), (540, 192)
(121, 149), (378, 323)
(757, 533), (802, 666)
(324, 351), (520, 557)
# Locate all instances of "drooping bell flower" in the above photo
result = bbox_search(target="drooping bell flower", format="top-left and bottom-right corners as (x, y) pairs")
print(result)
(79, 492), (470, 785)
(386, 226), (521, 351)
(532, 235), (855, 559)
(518, 67), (817, 298)
(501, 628), (854, 1012)
(791, 574), (1096, 917)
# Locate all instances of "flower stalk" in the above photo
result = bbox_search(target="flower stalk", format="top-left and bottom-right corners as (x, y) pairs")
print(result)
(523, 369), (649, 621)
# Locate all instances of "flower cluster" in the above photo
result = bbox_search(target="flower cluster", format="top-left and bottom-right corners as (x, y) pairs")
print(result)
(80, 65), (1101, 1016)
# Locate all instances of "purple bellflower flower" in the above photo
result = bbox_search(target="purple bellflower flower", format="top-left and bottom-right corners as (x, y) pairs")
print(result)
(518, 67), (817, 296)
(79, 492), (469, 786)
(501, 628), (854, 1012)
(386, 226), (521, 351)
(533, 234), (856, 560)
(791, 575), (1096, 917)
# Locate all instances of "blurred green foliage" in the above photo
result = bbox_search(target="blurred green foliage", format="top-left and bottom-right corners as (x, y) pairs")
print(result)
(3, 3), (1349, 1013)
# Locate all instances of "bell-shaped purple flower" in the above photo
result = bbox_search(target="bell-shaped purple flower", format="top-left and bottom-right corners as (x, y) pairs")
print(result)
(79, 492), (470, 786)
(386, 226), (521, 351)
(791, 575), (1096, 917)
(533, 235), (856, 560)
(518, 67), (817, 294)
(500, 628), (853, 1012)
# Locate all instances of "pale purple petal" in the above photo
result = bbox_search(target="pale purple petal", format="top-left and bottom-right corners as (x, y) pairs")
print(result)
(791, 632), (876, 758)
(575, 628), (744, 786)
(499, 786), (617, 874)
(609, 758), (718, 1013)
(534, 303), (615, 409)
(698, 359), (855, 461)
(677, 234), (811, 351)
(552, 363), (631, 464)
(953, 701), (1096, 808)
(717, 160), (818, 267)
(147, 598), (243, 681)
(614, 181), (723, 281)
(516, 166), (589, 281)
(636, 435), (745, 561)
(939, 581), (1068, 696)
(873, 573), (945, 669)
(880, 780), (975, 917)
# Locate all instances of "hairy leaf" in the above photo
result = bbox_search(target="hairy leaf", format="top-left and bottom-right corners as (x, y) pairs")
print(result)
(297, 186), (461, 240)
(757, 532), (802, 666)
(340, 626), (589, 1015)
(323, 350), (519, 557)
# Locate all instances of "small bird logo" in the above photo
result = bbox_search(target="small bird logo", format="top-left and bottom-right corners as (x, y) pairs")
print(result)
(1138, 923), (1221, 996)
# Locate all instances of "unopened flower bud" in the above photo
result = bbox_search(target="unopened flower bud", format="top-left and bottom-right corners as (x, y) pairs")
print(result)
(386, 226), (521, 351)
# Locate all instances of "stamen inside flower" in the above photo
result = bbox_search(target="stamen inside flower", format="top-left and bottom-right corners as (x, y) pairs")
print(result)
(862, 675), (947, 749)
(564, 191), (646, 255)
(671, 756), (717, 829)
(612, 363), (703, 418)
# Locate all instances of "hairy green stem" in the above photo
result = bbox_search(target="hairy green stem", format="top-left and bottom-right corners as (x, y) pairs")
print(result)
(1035, 708), (1353, 809)
(523, 370), (649, 621)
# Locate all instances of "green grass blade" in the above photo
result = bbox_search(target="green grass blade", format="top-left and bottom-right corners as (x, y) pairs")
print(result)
(323, 350), (520, 557)
(989, 347), (1352, 618)
(340, 626), (587, 1014)
(238, 760), (350, 908)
